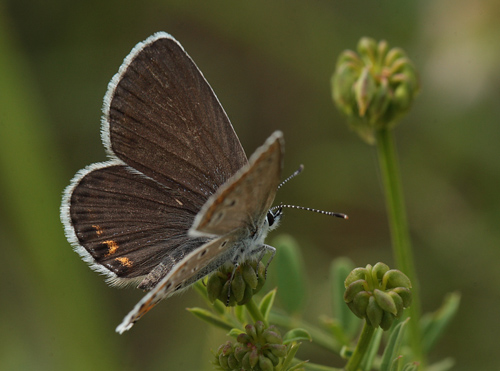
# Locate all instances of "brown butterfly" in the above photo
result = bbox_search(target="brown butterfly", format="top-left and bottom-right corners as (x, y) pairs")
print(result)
(60, 32), (284, 333)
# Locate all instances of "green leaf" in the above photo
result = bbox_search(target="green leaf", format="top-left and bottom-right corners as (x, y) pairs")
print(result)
(380, 317), (409, 371)
(227, 328), (245, 338)
(279, 342), (301, 371)
(421, 292), (461, 353)
(283, 328), (312, 344)
(259, 288), (277, 322)
(390, 355), (403, 371)
(302, 362), (344, 370)
(193, 279), (226, 315)
(234, 303), (246, 325)
(330, 257), (360, 337)
(287, 360), (308, 370)
(426, 357), (455, 371)
(271, 234), (306, 313)
(186, 307), (234, 331)
(401, 361), (419, 371)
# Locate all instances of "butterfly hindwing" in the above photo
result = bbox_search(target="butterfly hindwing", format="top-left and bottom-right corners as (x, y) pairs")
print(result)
(116, 230), (242, 334)
(62, 162), (208, 288)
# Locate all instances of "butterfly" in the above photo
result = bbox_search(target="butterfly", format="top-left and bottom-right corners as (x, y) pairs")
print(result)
(60, 32), (285, 333)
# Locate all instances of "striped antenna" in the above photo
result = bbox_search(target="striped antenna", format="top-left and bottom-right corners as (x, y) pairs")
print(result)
(278, 164), (304, 190)
(270, 204), (348, 219)
(274, 164), (348, 219)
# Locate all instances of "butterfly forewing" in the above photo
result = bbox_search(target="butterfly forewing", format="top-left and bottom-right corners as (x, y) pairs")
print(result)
(190, 131), (284, 237)
(104, 32), (248, 197)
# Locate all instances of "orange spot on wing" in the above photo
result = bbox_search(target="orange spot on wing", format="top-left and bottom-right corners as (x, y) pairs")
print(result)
(93, 224), (104, 236)
(103, 240), (119, 256)
(115, 257), (133, 267)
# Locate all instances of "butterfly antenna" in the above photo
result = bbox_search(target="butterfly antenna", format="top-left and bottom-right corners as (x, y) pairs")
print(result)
(270, 204), (348, 219)
(278, 164), (304, 190)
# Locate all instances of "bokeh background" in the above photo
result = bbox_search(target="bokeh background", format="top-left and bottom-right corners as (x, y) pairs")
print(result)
(1, 1), (499, 370)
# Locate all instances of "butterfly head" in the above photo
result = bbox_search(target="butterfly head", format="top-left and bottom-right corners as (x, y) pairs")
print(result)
(266, 207), (283, 231)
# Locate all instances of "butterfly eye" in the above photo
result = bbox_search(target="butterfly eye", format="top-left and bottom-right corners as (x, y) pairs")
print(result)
(267, 208), (282, 227)
(266, 211), (275, 226)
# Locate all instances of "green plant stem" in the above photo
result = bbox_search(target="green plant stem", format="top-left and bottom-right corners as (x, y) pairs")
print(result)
(345, 322), (375, 371)
(375, 128), (423, 362)
(245, 297), (267, 326)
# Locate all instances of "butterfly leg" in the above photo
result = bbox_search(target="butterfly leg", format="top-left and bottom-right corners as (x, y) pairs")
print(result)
(261, 244), (276, 279)
(251, 244), (276, 280)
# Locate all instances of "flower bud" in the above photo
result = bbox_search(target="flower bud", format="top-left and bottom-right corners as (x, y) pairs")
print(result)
(374, 289), (397, 316)
(383, 269), (412, 289)
(350, 291), (370, 319)
(366, 295), (383, 328)
(344, 262), (413, 330)
(267, 343), (287, 358)
(332, 37), (420, 144)
(215, 341), (235, 370)
(248, 348), (259, 369)
(259, 354), (274, 371)
(206, 261), (266, 306)
(344, 279), (368, 302)
(214, 321), (291, 370)
(392, 287), (412, 308)
(242, 263), (258, 289)
(207, 272), (224, 303)
(380, 310), (395, 331)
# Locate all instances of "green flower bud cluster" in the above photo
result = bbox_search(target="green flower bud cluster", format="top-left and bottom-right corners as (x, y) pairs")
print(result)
(344, 262), (412, 330)
(332, 37), (420, 143)
(207, 261), (266, 306)
(214, 322), (287, 371)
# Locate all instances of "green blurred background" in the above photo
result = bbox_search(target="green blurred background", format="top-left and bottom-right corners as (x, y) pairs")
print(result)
(1, 1), (499, 370)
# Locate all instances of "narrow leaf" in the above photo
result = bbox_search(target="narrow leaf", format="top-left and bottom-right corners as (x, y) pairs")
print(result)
(259, 288), (277, 322)
(401, 361), (419, 371)
(390, 355), (403, 371)
(380, 318), (409, 371)
(426, 357), (455, 371)
(421, 292), (461, 353)
(271, 235), (307, 313)
(186, 307), (233, 331)
(283, 328), (312, 344)
(193, 279), (226, 315)
(234, 304), (246, 325)
(280, 342), (301, 370)
(330, 258), (360, 337)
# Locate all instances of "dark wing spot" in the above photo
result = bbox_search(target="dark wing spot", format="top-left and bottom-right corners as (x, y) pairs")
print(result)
(218, 240), (229, 250)
(213, 211), (224, 224)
